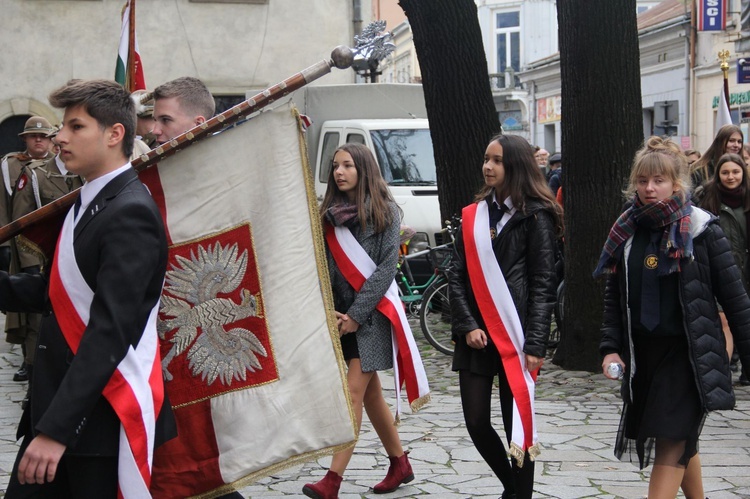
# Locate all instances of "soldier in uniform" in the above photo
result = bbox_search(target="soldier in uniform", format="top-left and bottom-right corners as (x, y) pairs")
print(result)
(0, 117), (55, 267)
(1, 116), (56, 383)
(8, 126), (83, 400)
(131, 89), (156, 150)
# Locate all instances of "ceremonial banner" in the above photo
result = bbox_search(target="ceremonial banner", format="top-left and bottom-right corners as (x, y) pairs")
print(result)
(145, 104), (356, 498)
(115, 0), (146, 91)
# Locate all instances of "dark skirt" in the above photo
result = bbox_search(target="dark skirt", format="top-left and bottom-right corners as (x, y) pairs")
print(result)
(615, 333), (706, 469)
(340, 332), (360, 361)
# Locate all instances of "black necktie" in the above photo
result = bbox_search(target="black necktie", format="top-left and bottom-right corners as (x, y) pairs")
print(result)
(641, 230), (661, 331)
(489, 202), (508, 239)
(73, 195), (82, 219)
(65, 176), (74, 191)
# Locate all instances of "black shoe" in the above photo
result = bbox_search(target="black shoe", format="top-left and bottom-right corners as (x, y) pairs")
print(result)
(13, 363), (29, 382)
(740, 374), (750, 386)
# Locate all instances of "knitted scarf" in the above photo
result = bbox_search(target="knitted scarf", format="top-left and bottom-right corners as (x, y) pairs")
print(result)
(593, 194), (693, 277)
(326, 202), (359, 228)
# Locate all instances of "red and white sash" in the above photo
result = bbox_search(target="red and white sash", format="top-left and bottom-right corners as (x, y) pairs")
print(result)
(325, 224), (430, 418)
(48, 207), (163, 498)
(462, 202), (540, 465)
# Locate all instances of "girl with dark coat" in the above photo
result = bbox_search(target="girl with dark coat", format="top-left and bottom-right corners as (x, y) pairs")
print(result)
(595, 137), (750, 499)
(697, 152), (750, 385)
(447, 134), (562, 499)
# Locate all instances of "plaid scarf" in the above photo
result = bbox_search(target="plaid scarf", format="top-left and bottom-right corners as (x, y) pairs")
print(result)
(593, 194), (693, 277)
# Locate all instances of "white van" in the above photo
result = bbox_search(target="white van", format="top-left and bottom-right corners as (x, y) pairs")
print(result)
(290, 83), (442, 253)
(313, 118), (440, 252)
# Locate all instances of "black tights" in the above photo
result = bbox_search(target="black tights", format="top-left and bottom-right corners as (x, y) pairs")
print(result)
(459, 369), (535, 499)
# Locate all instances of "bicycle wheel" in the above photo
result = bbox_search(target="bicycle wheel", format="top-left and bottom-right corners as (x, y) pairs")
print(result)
(419, 278), (454, 355)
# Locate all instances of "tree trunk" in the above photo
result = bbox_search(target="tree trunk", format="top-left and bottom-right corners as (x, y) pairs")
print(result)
(398, 0), (500, 222)
(553, 0), (643, 371)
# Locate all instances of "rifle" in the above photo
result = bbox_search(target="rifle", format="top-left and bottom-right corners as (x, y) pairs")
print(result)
(0, 44), (358, 257)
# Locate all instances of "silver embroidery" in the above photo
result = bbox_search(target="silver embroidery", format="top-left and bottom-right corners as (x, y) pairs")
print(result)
(158, 242), (266, 386)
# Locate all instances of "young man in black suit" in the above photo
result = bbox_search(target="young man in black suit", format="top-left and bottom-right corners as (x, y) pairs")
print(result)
(0, 79), (173, 498)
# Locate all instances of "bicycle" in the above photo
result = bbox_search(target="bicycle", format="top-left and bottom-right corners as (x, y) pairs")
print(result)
(396, 218), (459, 355)
(418, 251), (454, 355)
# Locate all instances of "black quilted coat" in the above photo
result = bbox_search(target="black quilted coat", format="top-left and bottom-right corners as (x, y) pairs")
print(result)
(599, 207), (750, 411)
(448, 197), (558, 375)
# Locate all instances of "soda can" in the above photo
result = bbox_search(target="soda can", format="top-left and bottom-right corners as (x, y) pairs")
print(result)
(606, 362), (624, 380)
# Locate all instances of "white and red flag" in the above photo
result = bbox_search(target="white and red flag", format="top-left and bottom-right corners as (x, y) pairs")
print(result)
(115, 0), (146, 92)
(143, 104), (356, 498)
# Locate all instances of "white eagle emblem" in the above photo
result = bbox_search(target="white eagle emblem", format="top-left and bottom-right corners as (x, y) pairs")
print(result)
(158, 241), (266, 386)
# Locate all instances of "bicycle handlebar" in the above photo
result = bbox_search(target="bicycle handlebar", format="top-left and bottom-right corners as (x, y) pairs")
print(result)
(402, 242), (454, 261)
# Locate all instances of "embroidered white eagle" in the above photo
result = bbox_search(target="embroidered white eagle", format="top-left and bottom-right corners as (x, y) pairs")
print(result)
(158, 241), (266, 386)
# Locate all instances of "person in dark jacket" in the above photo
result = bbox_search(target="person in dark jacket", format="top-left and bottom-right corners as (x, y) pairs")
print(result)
(595, 137), (750, 499)
(447, 134), (562, 499)
(697, 152), (750, 385)
(547, 152), (562, 195)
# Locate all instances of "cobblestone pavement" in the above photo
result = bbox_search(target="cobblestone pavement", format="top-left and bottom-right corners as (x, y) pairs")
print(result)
(1, 318), (749, 498)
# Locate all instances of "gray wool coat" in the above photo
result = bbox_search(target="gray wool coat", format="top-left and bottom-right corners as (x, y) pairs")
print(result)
(326, 202), (401, 372)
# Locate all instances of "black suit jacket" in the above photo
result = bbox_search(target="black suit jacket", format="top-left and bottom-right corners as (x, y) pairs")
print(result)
(0, 167), (173, 456)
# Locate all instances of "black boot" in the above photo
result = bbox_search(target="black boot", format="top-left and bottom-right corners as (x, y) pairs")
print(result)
(511, 455), (535, 499)
(13, 361), (28, 382)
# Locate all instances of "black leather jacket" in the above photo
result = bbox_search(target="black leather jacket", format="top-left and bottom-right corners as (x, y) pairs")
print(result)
(599, 207), (750, 411)
(448, 197), (558, 374)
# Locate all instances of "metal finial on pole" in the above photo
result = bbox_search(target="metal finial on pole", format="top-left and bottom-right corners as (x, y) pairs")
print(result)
(351, 20), (395, 82)
(719, 49), (731, 107)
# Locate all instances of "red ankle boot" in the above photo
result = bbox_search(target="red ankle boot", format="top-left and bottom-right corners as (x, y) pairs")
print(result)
(302, 470), (342, 499)
(373, 451), (414, 494)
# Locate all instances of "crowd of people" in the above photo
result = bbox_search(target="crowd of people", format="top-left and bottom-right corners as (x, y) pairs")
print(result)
(1, 75), (750, 499)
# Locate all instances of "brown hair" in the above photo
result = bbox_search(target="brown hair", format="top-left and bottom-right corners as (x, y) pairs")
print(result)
(625, 136), (689, 202)
(49, 79), (135, 158)
(319, 143), (401, 233)
(699, 153), (750, 214)
(153, 77), (215, 120)
(474, 134), (563, 235)
(690, 124), (743, 183)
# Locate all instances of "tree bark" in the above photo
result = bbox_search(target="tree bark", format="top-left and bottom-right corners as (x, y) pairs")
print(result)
(554, 0), (643, 370)
(398, 0), (500, 223)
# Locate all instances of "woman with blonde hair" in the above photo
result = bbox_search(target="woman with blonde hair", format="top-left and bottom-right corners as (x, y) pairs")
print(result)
(596, 136), (750, 498)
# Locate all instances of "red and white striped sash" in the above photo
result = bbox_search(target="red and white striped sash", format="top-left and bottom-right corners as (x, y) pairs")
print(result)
(325, 224), (430, 418)
(462, 202), (540, 465)
(48, 207), (163, 498)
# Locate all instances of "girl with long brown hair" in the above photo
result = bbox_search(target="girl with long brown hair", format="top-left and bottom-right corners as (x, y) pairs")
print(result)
(303, 143), (428, 499)
(447, 133), (562, 499)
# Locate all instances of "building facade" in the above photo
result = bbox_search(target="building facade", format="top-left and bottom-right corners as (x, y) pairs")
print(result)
(0, 0), (367, 156)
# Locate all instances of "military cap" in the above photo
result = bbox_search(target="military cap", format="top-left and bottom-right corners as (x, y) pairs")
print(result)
(18, 116), (55, 136)
(131, 90), (154, 118)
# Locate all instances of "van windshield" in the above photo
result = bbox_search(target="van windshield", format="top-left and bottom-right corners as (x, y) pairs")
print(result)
(370, 129), (437, 186)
